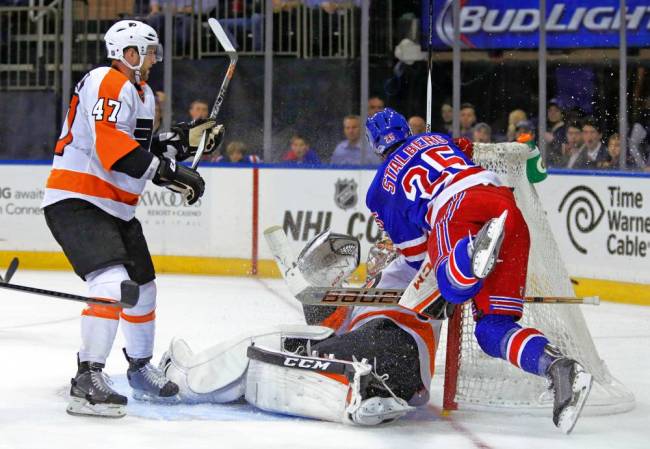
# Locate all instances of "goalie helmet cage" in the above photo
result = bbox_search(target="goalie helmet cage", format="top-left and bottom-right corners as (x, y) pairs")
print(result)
(442, 143), (635, 415)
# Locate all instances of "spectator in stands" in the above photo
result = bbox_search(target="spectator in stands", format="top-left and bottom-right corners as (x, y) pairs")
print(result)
(601, 132), (647, 171)
(440, 103), (453, 134)
(598, 134), (622, 170)
(565, 119), (608, 169)
(543, 98), (566, 164)
(147, 1), (215, 52)
(506, 109), (528, 142)
(188, 99), (210, 121)
(408, 115), (426, 135)
(552, 122), (582, 168)
(459, 103), (476, 139)
(282, 135), (321, 165)
(368, 96), (385, 116)
(213, 141), (261, 163)
(627, 119), (649, 170)
(331, 115), (381, 165)
(514, 120), (535, 142)
(306, 0), (361, 14)
(472, 122), (491, 143)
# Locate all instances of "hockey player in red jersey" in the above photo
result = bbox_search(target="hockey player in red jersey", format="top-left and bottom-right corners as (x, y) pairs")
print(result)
(42, 20), (222, 418)
(364, 107), (593, 433)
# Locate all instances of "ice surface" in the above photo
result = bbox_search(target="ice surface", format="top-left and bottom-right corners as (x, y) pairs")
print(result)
(0, 270), (648, 449)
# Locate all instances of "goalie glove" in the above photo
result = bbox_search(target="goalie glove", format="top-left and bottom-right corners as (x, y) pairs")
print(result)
(153, 119), (225, 161)
(152, 157), (205, 205)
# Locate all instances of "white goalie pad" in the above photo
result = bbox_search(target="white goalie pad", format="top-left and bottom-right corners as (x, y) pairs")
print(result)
(159, 325), (334, 403)
(245, 346), (414, 425)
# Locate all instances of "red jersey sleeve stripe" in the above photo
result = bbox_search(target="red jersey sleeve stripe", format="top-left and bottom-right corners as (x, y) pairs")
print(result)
(95, 69), (140, 171)
(399, 241), (428, 257)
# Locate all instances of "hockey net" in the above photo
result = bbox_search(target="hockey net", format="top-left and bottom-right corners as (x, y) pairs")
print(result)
(441, 142), (635, 415)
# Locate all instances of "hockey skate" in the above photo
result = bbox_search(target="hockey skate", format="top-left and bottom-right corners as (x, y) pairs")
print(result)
(348, 396), (414, 426)
(469, 210), (508, 279)
(66, 358), (127, 418)
(546, 353), (593, 434)
(123, 348), (180, 402)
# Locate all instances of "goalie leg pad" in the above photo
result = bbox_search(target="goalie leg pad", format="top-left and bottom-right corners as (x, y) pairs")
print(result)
(245, 346), (414, 425)
(159, 325), (334, 403)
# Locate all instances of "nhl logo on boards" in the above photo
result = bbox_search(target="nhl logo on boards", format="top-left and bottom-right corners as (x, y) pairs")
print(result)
(334, 179), (358, 210)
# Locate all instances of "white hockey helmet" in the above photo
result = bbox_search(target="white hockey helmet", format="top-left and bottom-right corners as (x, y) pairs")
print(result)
(104, 20), (162, 71)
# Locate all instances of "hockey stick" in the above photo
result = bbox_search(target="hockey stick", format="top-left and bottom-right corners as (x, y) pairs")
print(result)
(295, 287), (600, 307)
(0, 279), (139, 309)
(264, 226), (600, 316)
(0, 257), (18, 283)
(425, 0), (433, 132)
(191, 18), (238, 170)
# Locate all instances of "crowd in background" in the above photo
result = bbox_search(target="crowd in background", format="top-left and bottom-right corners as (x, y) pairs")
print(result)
(174, 93), (650, 172)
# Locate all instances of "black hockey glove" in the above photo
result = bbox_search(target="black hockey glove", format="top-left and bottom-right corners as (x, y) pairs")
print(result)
(151, 119), (225, 161)
(152, 157), (205, 205)
(420, 295), (456, 320)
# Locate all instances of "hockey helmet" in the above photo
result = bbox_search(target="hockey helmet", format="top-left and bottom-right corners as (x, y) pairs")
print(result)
(105, 20), (162, 71)
(366, 107), (411, 156)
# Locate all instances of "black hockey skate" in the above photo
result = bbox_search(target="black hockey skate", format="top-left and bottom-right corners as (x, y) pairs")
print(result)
(546, 352), (593, 434)
(123, 348), (179, 402)
(67, 358), (127, 418)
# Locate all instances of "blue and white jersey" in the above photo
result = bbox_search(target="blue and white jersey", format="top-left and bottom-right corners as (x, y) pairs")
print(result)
(366, 133), (501, 269)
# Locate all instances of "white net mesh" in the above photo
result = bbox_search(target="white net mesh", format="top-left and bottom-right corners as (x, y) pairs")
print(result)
(448, 142), (634, 415)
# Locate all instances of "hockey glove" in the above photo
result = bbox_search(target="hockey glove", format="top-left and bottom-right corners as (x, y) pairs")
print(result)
(419, 295), (456, 320)
(152, 120), (225, 161)
(454, 137), (474, 160)
(152, 157), (205, 205)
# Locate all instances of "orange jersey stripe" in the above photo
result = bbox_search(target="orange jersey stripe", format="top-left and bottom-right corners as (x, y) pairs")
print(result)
(120, 310), (156, 323)
(46, 168), (140, 206)
(317, 372), (350, 386)
(349, 309), (437, 376)
(82, 302), (122, 320)
(95, 68), (140, 170)
(320, 307), (350, 332)
(54, 94), (80, 155)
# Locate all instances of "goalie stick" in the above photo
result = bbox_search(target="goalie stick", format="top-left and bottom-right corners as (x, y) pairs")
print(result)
(264, 226), (600, 319)
(0, 258), (139, 309)
(191, 18), (238, 170)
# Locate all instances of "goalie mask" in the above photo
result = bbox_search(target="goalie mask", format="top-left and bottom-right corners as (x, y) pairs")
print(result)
(297, 230), (360, 287)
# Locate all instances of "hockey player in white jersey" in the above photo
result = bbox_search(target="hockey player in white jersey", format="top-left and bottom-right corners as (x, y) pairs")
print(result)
(158, 231), (444, 425)
(41, 20), (222, 418)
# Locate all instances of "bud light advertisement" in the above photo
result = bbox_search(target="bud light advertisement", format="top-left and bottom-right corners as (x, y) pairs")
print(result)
(422, 0), (650, 49)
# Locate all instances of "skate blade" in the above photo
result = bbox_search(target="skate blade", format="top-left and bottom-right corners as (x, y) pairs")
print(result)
(66, 397), (126, 418)
(558, 371), (593, 434)
(472, 210), (508, 279)
(132, 389), (181, 404)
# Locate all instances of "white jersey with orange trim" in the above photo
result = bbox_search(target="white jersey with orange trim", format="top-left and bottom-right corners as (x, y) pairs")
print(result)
(42, 66), (156, 221)
(320, 256), (442, 397)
